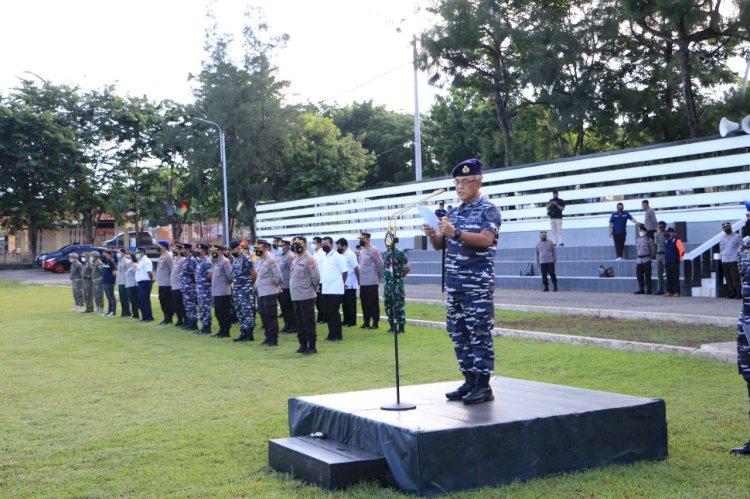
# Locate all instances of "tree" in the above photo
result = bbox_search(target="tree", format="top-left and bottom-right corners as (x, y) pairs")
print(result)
(621, 0), (750, 138)
(331, 101), (415, 187)
(420, 0), (529, 167)
(279, 113), (371, 199)
(189, 9), (292, 241)
(0, 83), (80, 256)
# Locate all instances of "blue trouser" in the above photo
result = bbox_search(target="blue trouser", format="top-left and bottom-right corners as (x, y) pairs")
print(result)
(137, 280), (154, 320)
(233, 285), (255, 331)
(118, 284), (131, 316)
(447, 289), (495, 376)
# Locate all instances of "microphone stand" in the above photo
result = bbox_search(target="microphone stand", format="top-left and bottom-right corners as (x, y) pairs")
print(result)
(381, 188), (445, 411)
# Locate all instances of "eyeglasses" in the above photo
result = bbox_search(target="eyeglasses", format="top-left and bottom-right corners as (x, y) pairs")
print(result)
(453, 178), (480, 187)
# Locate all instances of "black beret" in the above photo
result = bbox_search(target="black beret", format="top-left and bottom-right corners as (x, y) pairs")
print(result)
(182, 243), (192, 249)
(452, 158), (483, 177)
(197, 243), (209, 251)
(229, 240), (240, 249)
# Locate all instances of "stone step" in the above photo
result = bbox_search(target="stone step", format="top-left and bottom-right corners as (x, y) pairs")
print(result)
(268, 436), (386, 490)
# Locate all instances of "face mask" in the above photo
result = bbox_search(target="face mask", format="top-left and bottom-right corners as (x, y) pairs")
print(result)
(135, 253), (142, 260)
(293, 244), (304, 254)
(724, 228), (732, 234)
(172, 251), (178, 257)
(276, 247), (283, 255)
(337, 248), (344, 254)
(116, 253), (122, 259)
(254, 250), (262, 257)
(322, 244), (331, 253)
(192, 251), (200, 258)
(88, 256), (94, 263)
(540, 236), (547, 241)
(639, 232), (646, 237)
(211, 253), (218, 259)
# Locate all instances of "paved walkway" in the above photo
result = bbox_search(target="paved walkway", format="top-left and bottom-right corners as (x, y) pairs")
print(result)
(405, 284), (740, 327)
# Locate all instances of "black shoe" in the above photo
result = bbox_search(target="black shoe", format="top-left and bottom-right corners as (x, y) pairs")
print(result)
(324, 337), (335, 342)
(463, 385), (494, 405)
(296, 344), (308, 354)
(233, 334), (248, 342)
(553, 284), (558, 292)
(397, 324), (405, 334)
(729, 440), (750, 455)
(371, 323), (379, 330)
(260, 338), (270, 345)
(158, 320), (168, 325)
(281, 325), (290, 333)
(543, 287), (549, 292)
(646, 289), (652, 295)
(387, 324), (395, 333)
(360, 322), (370, 329)
(199, 326), (211, 335)
(446, 373), (475, 401)
(303, 347), (317, 355)
(654, 290), (664, 296)
(634, 289), (644, 295)
(265, 340), (278, 347)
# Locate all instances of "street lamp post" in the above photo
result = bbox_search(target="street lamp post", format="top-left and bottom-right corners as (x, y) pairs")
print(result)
(192, 117), (230, 246)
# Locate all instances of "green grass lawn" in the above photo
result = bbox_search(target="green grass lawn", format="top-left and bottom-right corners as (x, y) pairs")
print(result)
(1, 280), (749, 498)
(403, 301), (736, 348)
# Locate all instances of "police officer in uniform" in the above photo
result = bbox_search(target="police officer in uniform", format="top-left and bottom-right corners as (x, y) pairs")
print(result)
(155, 240), (173, 324)
(69, 252), (84, 312)
(357, 232), (384, 329)
(290, 236), (320, 354)
(278, 239), (297, 333)
(180, 243), (199, 331)
(731, 236), (750, 455)
(383, 237), (410, 333)
(254, 240), (282, 346)
(209, 245), (233, 338)
(195, 243), (213, 334)
(230, 240), (256, 342)
(170, 244), (186, 327)
(81, 251), (94, 313)
(424, 158), (502, 405)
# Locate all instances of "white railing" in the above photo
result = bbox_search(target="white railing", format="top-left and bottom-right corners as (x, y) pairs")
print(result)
(257, 135), (750, 240)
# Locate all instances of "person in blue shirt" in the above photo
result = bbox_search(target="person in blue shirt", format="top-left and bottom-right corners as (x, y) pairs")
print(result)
(100, 249), (117, 316)
(435, 201), (448, 220)
(423, 158), (502, 405)
(663, 227), (682, 297)
(608, 203), (639, 261)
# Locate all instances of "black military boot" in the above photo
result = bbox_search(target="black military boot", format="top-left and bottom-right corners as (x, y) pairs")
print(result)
(360, 321), (370, 329)
(543, 286), (549, 292)
(730, 440), (750, 455)
(445, 372), (475, 401)
(187, 320), (199, 332)
(233, 329), (247, 342)
(199, 324), (211, 335)
(397, 324), (405, 334)
(553, 282), (558, 292)
(371, 321), (379, 330)
(387, 322), (396, 333)
(174, 318), (183, 327)
(296, 343), (308, 354)
(463, 374), (494, 405)
(646, 287), (652, 295)
(634, 288), (645, 294)
(305, 340), (317, 355)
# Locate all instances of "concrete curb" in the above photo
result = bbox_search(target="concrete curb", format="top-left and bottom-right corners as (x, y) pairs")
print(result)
(403, 317), (736, 364)
(407, 298), (736, 328)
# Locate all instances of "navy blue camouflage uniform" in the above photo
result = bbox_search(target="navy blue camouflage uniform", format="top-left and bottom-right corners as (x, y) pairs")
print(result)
(196, 255), (213, 329)
(737, 246), (750, 383)
(232, 251), (256, 335)
(446, 195), (502, 376)
(182, 253), (198, 326)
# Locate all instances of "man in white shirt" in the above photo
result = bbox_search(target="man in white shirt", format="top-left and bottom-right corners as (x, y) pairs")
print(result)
(336, 237), (360, 327)
(319, 236), (348, 341)
(134, 247), (155, 322)
(313, 236), (327, 324)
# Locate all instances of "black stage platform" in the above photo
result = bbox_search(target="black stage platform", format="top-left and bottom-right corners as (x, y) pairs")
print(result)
(286, 377), (668, 496)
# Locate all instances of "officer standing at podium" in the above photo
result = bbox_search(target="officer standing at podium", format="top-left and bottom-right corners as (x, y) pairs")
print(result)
(423, 158), (502, 405)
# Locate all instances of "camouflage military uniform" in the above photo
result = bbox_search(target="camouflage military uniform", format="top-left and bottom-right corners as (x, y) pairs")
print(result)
(196, 255), (213, 331)
(384, 248), (409, 327)
(69, 259), (84, 308)
(232, 251), (256, 337)
(730, 243), (750, 455)
(181, 253), (198, 328)
(91, 259), (104, 312)
(445, 195), (502, 376)
(737, 246), (750, 382)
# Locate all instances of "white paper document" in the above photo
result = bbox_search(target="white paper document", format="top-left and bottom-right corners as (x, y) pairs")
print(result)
(417, 205), (441, 231)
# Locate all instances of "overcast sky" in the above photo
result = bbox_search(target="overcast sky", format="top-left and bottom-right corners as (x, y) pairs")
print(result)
(0, 0), (443, 113)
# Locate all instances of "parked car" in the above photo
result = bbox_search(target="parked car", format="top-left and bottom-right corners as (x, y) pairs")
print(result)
(36, 244), (75, 267)
(42, 245), (105, 273)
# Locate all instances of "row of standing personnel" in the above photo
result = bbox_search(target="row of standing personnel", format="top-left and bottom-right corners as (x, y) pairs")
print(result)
(67, 233), (410, 355)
